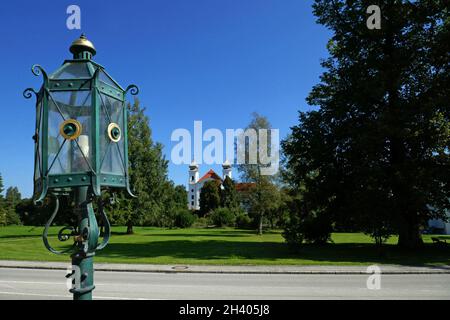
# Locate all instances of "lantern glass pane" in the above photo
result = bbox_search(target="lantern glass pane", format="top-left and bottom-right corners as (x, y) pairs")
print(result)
(47, 91), (92, 174)
(99, 70), (120, 90)
(50, 62), (91, 79)
(99, 93), (125, 175)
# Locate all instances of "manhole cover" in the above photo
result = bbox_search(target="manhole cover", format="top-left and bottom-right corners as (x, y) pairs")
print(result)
(172, 266), (189, 271)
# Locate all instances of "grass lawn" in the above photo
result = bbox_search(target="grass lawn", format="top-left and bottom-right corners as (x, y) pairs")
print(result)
(0, 226), (449, 266)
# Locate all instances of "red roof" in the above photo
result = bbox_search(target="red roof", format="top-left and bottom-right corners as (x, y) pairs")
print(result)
(235, 183), (256, 192)
(198, 169), (222, 183)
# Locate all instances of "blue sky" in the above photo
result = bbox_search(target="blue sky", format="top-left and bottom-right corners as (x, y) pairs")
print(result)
(0, 0), (330, 197)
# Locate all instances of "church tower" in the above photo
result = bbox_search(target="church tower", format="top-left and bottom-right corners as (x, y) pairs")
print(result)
(222, 160), (232, 180)
(188, 161), (200, 210)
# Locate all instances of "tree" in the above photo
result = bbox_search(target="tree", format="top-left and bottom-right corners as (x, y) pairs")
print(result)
(237, 113), (281, 235)
(0, 173), (4, 199)
(199, 180), (221, 215)
(282, 0), (449, 248)
(158, 182), (189, 228)
(121, 98), (171, 233)
(4, 187), (22, 225)
(0, 173), (5, 225)
(220, 176), (239, 210)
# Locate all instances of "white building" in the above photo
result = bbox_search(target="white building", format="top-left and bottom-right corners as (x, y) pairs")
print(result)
(188, 161), (232, 211)
(428, 210), (450, 234)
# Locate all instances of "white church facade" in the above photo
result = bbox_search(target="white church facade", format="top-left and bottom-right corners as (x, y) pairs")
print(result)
(428, 211), (450, 235)
(188, 161), (232, 211)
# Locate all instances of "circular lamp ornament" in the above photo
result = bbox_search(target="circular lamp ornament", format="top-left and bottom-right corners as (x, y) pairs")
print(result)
(60, 119), (82, 140)
(107, 123), (122, 142)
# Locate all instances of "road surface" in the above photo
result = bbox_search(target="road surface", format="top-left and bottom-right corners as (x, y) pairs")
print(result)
(0, 267), (449, 300)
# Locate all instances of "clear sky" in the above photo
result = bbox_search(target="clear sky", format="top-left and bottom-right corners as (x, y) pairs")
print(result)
(0, 0), (331, 198)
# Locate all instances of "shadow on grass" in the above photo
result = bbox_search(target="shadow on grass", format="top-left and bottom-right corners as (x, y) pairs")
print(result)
(127, 229), (281, 238)
(143, 232), (257, 238)
(0, 232), (59, 239)
(97, 240), (450, 266)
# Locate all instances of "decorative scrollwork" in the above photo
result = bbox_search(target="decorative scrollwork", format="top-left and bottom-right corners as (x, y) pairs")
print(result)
(42, 195), (77, 255)
(96, 198), (111, 251)
(125, 84), (139, 96)
(31, 64), (48, 82)
(23, 88), (38, 99)
(58, 226), (76, 242)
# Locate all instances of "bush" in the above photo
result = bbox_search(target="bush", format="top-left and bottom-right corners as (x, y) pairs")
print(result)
(235, 213), (252, 229)
(174, 209), (196, 228)
(192, 217), (209, 228)
(283, 211), (333, 248)
(209, 207), (236, 227)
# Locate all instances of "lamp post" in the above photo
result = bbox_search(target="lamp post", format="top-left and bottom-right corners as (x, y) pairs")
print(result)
(24, 35), (138, 300)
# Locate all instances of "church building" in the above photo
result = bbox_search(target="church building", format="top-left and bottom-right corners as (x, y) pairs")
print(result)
(188, 161), (232, 211)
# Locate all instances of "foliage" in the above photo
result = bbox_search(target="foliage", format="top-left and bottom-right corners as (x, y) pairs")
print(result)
(16, 195), (77, 227)
(0, 208), (5, 226)
(4, 187), (22, 225)
(237, 113), (282, 234)
(192, 216), (210, 228)
(282, 0), (450, 249)
(283, 209), (333, 247)
(235, 212), (252, 229)
(209, 207), (236, 227)
(160, 183), (189, 227)
(199, 180), (221, 215)
(0, 173), (5, 225)
(174, 208), (197, 228)
(118, 98), (172, 233)
(221, 176), (239, 210)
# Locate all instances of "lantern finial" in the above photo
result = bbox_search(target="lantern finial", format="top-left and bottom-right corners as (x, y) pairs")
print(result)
(69, 34), (96, 59)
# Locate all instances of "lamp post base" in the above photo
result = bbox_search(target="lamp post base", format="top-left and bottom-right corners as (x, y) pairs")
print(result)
(70, 186), (99, 301)
(70, 252), (95, 300)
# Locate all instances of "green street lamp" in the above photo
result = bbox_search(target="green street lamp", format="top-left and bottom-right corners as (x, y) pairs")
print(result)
(24, 34), (138, 300)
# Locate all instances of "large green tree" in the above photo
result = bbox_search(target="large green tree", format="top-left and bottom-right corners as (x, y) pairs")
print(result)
(4, 187), (22, 225)
(283, 0), (449, 248)
(121, 98), (171, 233)
(220, 176), (239, 210)
(158, 182), (189, 227)
(199, 180), (221, 215)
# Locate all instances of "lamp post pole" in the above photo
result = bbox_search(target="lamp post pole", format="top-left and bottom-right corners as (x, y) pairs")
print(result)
(70, 186), (98, 300)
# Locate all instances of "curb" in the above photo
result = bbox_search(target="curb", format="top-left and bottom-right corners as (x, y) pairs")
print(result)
(1, 260), (450, 275)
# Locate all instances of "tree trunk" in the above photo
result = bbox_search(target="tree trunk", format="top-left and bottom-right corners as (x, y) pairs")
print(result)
(258, 214), (263, 235)
(126, 221), (134, 235)
(398, 215), (423, 249)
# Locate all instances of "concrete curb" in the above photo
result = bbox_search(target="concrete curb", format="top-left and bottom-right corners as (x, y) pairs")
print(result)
(1, 260), (449, 275)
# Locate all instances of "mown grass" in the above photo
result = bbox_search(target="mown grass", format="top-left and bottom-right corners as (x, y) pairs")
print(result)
(0, 226), (449, 266)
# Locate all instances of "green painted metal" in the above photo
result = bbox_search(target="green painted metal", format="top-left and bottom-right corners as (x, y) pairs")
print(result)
(92, 67), (101, 197)
(26, 48), (137, 194)
(70, 187), (98, 300)
(24, 35), (139, 300)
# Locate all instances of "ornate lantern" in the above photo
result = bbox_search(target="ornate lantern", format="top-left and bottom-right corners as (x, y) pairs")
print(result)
(24, 34), (138, 300)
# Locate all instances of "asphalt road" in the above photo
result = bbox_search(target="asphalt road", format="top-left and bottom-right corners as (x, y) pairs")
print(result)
(0, 267), (449, 300)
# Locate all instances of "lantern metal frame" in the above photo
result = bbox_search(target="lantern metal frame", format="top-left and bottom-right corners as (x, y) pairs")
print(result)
(24, 60), (138, 203)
